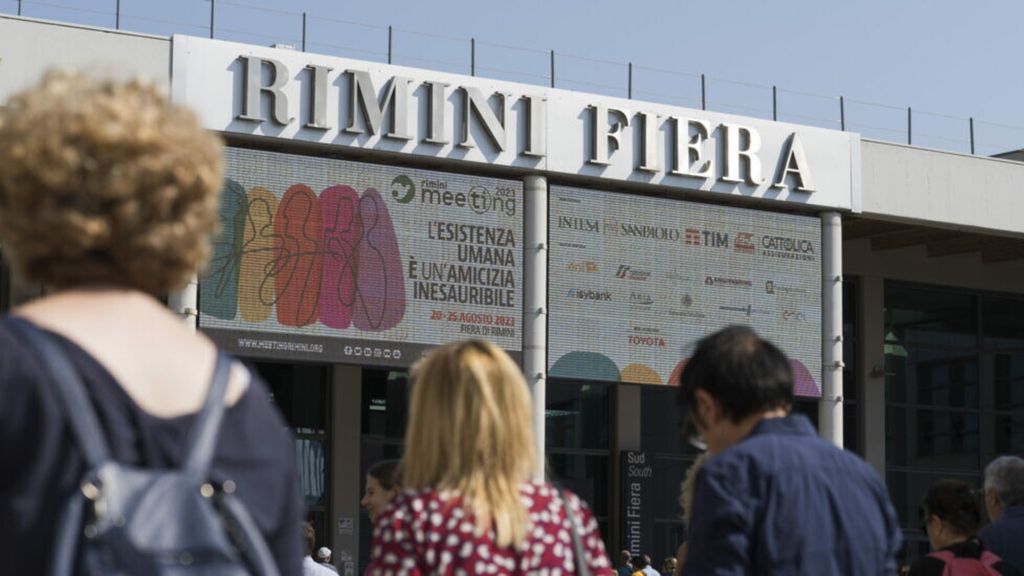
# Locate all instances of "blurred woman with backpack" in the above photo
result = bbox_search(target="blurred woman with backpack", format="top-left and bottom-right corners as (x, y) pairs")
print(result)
(909, 480), (1021, 576)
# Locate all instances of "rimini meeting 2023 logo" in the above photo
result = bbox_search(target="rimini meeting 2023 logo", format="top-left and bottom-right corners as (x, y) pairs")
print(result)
(391, 175), (516, 216)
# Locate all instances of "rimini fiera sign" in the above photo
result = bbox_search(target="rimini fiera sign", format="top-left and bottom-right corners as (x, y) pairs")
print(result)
(172, 35), (860, 210)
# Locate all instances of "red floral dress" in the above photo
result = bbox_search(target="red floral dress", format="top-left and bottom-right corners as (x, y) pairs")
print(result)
(365, 481), (613, 575)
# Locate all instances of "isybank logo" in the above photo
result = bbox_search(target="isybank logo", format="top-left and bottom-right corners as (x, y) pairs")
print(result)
(391, 175), (517, 216)
(566, 288), (612, 301)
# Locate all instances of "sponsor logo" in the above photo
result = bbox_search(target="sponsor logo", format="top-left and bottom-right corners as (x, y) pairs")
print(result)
(394, 176), (517, 216)
(558, 216), (600, 232)
(781, 309), (808, 321)
(718, 304), (770, 317)
(670, 293), (706, 319)
(765, 281), (810, 295)
(566, 288), (612, 301)
(684, 228), (730, 248)
(603, 218), (679, 241)
(735, 232), (755, 254)
(616, 265), (651, 281)
(704, 276), (752, 288)
(568, 261), (599, 273)
(628, 335), (666, 347)
(761, 235), (816, 261)
(629, 292), (654, 306)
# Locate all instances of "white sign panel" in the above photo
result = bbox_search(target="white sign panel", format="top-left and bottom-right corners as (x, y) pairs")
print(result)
(548, 185), (822, 396)
(199, 148), (522, 365)
(172, 35), (858, 211)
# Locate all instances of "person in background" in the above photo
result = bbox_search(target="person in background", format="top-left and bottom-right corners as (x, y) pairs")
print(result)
(302, 523), (337, 576)
(365, 340), (612, 574)
(316, 547), (338, 573)
(678, 326), (902, 575)
(908, 480), (1021, 576)
(631, 554), (658, 576)
(617, 550), (634, 576)
(981, 456), (1024, 572)
(361, 459), (401, 525)
(660, 556), (677, 575)
(674, 452), (708, 575)
(0, 71), (303, 575)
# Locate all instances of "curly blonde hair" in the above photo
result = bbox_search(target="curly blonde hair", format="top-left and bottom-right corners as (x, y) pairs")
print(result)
(0, 70), (224, 294)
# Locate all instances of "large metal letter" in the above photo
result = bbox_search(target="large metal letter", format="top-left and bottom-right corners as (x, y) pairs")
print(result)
(424, 81), (449, 145)
(587, 104), (630, 166)
(305, 64), (332, 130)
(459, 87), (511, 151)
(637, 111), (660, 172)
(722, 123), (764, 185)
(345, 71), (413, 140)
(670, 118), (713, 178)
(772, 133), (816, 192)
(238, 55), (291, 125)
(522, 95), (547, 157)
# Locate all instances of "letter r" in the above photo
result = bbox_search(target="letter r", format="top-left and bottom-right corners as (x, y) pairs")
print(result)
(238, 55), (292, 125)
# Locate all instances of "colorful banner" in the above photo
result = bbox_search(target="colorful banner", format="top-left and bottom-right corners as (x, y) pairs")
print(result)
(199, 148), (523, 366)
(548, 185), (822, 396)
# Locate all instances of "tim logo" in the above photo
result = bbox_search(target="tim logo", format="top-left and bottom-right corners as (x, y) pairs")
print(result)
(684, 228), (701, 245)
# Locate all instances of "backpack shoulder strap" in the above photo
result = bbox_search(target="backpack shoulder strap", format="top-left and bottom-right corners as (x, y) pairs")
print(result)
(181, 351), (236, 479)
(928, 550), (955, 563)
(7, 316), (111, 468)
(979, 550), (1002, 567)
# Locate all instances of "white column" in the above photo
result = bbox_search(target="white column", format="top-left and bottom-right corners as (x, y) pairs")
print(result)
(167, 274), (199, 332)
(523, 175), (547, 480)
(820, 212), (844, 446)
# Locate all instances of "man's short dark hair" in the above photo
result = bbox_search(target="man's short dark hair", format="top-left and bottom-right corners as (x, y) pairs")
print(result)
(678, 325), (793, 423)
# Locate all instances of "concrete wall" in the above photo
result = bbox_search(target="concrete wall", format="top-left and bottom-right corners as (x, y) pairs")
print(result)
(0, 15), (169, 102)
(861, 140), (1024, 237)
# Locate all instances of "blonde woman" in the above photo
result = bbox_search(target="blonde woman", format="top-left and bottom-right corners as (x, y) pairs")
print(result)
(366, 340), (612, 574)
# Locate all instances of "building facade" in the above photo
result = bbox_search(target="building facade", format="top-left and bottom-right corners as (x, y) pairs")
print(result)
(3, 15), (1024, 571)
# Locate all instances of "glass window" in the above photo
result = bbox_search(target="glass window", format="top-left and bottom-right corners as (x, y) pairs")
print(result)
(995, 411), (1024, 453)
(885, 285), (977, 349)
(641, 386), (693, 458)
(886, 348), (979, 408)
(983, 297), (1024, 350)
(886, 407), (979, 470)
(546, 454), (610, 518)
(546, 381), (610, 450)
(361, 370), (409, 440)
(995, 354), (1024, 409)
(0, 247), (9, 313)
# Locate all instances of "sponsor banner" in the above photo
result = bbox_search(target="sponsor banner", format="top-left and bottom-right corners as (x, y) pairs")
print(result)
(548, 185), (822, 397)
(199, 147), (522, 365)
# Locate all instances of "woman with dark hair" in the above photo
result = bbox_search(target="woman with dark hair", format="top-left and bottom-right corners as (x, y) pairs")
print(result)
(909, 480), (1022, 575)
(360, 459), (400, 524)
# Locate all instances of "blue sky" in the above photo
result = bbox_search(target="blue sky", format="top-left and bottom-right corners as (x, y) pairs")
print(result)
(7, 0), (1022, 155)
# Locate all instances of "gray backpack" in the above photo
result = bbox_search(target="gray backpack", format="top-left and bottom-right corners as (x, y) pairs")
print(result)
(10, 318), (281, 576)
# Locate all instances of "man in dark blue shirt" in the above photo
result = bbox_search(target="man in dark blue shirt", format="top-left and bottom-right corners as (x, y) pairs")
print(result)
(677, 326), (902, 575)
(981, 455), (1024, 572)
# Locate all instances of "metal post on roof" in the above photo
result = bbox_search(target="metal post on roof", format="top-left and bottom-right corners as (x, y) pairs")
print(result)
(840, 96), (846, 131)
(701, 73), (706, 110)
(18, 0), (23, 16)
(116, 0), (120, 29)
(907, 106), (912, 145)
(209, 0), (215, 39)
(302, 12), (307, 52)
(628, 62), (633, 99)
(772, 85), (778, 121)
(471, 38), (475, 76)
(550, 50), (555, 88)
(387, 25), (393, 64)
(969, 117), (975, 155)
